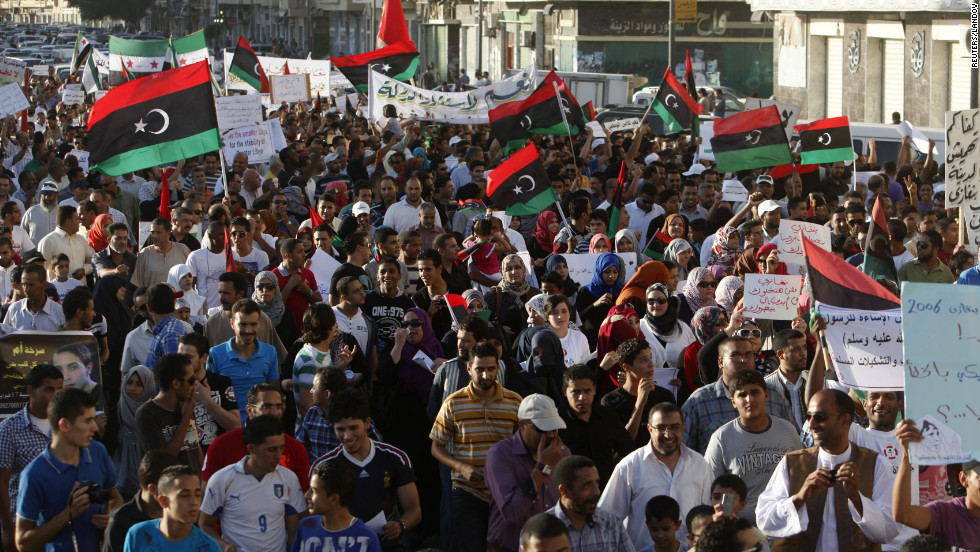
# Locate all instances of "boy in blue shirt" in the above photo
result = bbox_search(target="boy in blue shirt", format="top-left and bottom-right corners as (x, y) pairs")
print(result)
(292, 459), (381, 552)
(124, 465), (220, 552)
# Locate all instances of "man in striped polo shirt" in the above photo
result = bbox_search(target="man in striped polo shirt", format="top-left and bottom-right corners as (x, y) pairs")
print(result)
(430, 341), (522, 552)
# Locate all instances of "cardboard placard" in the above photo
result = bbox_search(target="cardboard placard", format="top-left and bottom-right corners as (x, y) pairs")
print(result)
(721, 179), (748, 202)
(215, 94), (264, 133)
(603, 118), (641, 134)
(0, 82), (30, 119)
(270, 73), (311, 104)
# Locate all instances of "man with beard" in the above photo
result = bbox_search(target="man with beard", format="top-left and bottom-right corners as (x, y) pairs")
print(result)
(428, 316), (491, 419)
(898, 230), (954, 283)
(599, 403), (712, 550)
(1, 201), (32, 255)
(22, 183), (59, 244)
(758, 199), (782, 244)
(362, 258), (415, 352)
(547, 456), (634, 551)
(93, 223), (136, 283)
(756, 389), (899, 550)
(384, 177), (444, 233)
(765, 329), (811, 432)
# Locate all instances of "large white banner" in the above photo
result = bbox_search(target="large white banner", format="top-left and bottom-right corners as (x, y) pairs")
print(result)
(366, 64), (538, 124)
(223, 52), (334, 96)
(816, 302), (905, 391)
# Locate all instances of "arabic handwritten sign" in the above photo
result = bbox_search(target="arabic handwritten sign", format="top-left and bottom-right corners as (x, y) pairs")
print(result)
(270, 74), (310, 104)
(721, 179), (748, 202)
(562, 253), (637, 289)
(0, 57), (26, 85)
(901, 282), (980, 464)
(742, 274), (802, 320)
(215, 94), (264, 133)
(603, 118), (641, 134)
(222, 52), (334, 96)
(0, 82), (29, 119)
(31, 65), (48, 75)
(62, 84), (84, 106)
(944, 109), (980, 208)
(0, 331), (102, 418)
(817, 302), (904, 391)
(963, 205), (980, 256)
(366, 64), (538, 124)
(777, 220), (831, 265)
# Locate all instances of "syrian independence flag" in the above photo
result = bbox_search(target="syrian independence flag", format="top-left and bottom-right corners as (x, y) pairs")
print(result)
(651, 67), (701, 133)
(802, 234), (900, 311)
(82, 48), (106, 93)
(70, 32), (92, 75)
(863, 194), (898, 283)
(88, 61), (220, 176)
(487, 142), (557, 216)
(488, 71), (583, 154)
(606, 161), (626, 241)
(108, 36), (171, 86)
(710, 105), (793, 173)
(171, 30), (209, 68)
(795, 116), (854, 165)
(330, 40), (419, 93)
(229, 36), (269, 93)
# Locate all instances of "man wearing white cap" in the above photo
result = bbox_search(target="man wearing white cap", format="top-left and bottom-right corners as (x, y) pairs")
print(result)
(485, 394), (571, 552)
(758, 198), (782, 244)
(351, 201), (375, 236)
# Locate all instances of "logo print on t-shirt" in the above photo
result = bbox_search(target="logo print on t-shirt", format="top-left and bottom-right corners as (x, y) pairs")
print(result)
(274, 484), (284, 498)
(882, 445), (900, 461)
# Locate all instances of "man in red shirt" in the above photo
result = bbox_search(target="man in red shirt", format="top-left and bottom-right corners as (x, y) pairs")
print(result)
(272, 238), (322, 330)
(201, 382), (310, 491)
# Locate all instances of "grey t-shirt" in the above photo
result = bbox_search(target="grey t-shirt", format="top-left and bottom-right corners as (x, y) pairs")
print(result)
(704, 415), (803, 522)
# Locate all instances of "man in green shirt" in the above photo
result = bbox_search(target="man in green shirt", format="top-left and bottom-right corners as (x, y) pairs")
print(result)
(897, 230), (955, 284)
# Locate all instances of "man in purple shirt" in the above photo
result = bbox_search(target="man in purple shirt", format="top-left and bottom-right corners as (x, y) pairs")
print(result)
(485, 394), (571, 552)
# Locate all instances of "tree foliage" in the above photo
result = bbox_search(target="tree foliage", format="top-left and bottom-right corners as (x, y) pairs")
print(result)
(66, 0), (154, 28)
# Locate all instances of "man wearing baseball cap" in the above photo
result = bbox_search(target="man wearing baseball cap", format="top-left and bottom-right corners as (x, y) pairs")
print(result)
(758, 199), (782, 244)
(485, 394), (571, 552)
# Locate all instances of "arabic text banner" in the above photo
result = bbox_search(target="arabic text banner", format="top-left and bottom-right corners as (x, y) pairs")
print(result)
(222, 51), (336, 96)
(902, 282), (979, 465)
(366, 64), (538, 124)
(815, 302), (904, 391)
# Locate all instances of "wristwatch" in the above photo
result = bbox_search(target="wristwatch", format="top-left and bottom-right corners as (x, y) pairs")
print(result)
(535, 462), (552, 475)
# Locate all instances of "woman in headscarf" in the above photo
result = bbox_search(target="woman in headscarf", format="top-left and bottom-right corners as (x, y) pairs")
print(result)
(755, 243), (789, 275)
(296, 227), (315, 259)
(111, 365), (155, 499)
(411, 147), (430, 170)
(616, 259), (669, 307)
(485, 254), (540, 338)
(516, 326), (568, 402)
(733, 247), (761, 277)
(589, 234), (612, 254)
(596, 305), (644, 396)
(574, 252), (625, 348)
(544, 294), (590, 367)
(708, 264), (727, 281)
(383, 308), (445, 407)
(661, 213), (689, 241)
(87, 213), (113, 252)
(259, 209), (281, 238)
(167, 264), (208, 322)
(546, 254), (579, 297)
(254, 270), (300, 347)
(678, 306), (729, 390)
(529, 211), (560, 266)
(715, 276), (744, 315)
(93, 275), (135, 400)
(524, 293), (550, 327)
(463, 289), (486, 316)
(640, 283), (696, 376)
(709, 226), (742, 268)
(614, 228), (651, 267)
(663, 238), (696, 280)
(676, 267), (718, 325)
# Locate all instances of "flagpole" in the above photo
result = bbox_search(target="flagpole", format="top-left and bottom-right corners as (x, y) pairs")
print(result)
(551, 81), (580, 176)
(633, 103), (653, 137)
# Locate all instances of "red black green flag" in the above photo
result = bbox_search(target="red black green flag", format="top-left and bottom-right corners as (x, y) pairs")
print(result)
(710, 105), (793, 173)
(685, 50), (700, 139)
(88, 62), (220, 177)
(769, 162), (819, 180)
(487, 143), (557, 216)
(582, 101), (596, 122)
(458, 239), (488, 263)
(229, 35), (269, 93)
(330, 40), (419, 93)
(795, 116), (854, 165)
(606, 161), (626, 241)
(651, 67), (701, 133)
(489, 71), (584, 154)
(863, 194), (898, 284)
(802, 235), (899, 311)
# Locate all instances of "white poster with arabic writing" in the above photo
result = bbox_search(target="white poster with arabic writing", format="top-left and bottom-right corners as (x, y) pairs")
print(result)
(816, 302), (904, 391)
(222, 51), (336, 96)
(944, 109), (980, 208)
(366, 64), (538, 124)
(777, 219), (832, 265)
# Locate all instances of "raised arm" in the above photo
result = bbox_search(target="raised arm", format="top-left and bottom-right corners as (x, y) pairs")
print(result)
(891, 419), (933, 530)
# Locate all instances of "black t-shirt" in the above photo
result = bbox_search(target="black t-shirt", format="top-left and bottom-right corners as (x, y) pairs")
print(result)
(103, 496), (151, 552)
(330, 262), (369, 299)
(347, 156), (368, 183)
(363, 290), (416, 351)
(135, 400), (202, 474)
(194, 371), (239, 453)
(600, 385), (677, 449)
(443, 263), (471, 295)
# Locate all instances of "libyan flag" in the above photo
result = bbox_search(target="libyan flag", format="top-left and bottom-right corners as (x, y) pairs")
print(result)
(229, 36), (269, 93)
(487, 142), (557, 216)
(863, 194), (898, 283)
(489, 71), (584, 154)
(88, 61), (220, 176)
(795, 116), (854, 165)
(710, 105), (793, 173)
(651, 67), (702, 133)
(802, 234), (900, 311)
(330, 40), (419, 93)
(108, 36), (170, 86)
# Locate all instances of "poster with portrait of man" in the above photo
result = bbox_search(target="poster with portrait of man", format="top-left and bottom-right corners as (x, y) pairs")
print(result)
(0, 331), (102, 419)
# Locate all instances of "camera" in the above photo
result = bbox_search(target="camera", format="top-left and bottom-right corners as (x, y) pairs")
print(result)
(79, 481), (111, 505)
(828, 466), (840, 484)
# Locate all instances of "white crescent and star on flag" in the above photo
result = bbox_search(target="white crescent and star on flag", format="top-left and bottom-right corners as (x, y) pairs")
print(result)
(513, 175), (537, 195)
(134, 109), (171, 135)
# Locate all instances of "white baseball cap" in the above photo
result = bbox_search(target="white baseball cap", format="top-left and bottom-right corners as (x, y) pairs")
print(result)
(644, 152), (660, 165)
(758, 199), (781, 215)
(352, 201), (370, 216)
(518, 394), (566, 432)
(683, 163), (706, 176)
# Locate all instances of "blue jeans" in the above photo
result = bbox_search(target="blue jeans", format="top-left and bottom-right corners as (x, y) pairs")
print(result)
(451, 487), (490, 552)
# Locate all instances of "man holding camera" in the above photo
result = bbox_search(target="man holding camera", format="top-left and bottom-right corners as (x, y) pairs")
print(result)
(15, 388), (123, 552)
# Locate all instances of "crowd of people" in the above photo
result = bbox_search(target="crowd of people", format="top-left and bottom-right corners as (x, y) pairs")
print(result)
(0, 66), (974, 552)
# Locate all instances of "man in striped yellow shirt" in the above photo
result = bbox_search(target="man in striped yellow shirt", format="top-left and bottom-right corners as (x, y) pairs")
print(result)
(430, 341), (522, 552)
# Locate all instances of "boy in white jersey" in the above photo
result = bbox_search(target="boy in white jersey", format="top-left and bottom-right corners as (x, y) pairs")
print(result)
(200, 415), (306, 551)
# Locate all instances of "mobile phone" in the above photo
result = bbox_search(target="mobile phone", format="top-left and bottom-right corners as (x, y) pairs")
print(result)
(721, 493), (735, 516)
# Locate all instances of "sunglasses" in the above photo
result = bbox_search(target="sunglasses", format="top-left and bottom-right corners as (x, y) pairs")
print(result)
(231, 231), (248, 237)
(274, 200), (288, 205)
(916, 241), (930, 249)
(697, 281), (717, 289)
(847, 219), (863, 226)
(402, 319), (423, 328)
(646, 297), (667, 305)
(256, 283), (276, 291)
(735, 328), (762, 338)
(804, 411), (840, 423)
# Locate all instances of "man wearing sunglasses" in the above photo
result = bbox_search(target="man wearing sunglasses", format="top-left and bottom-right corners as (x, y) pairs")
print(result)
(757, 389), (899, 550)
(135, 354), (203, 475)
(897, 230), (954, 284)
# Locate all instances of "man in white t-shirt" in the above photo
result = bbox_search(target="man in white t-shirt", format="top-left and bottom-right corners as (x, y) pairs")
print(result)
(186, 220), (230, 310)
(332, 276), (373, 355)
(230, 216), (270, 280)
(200, 415), (306, 552)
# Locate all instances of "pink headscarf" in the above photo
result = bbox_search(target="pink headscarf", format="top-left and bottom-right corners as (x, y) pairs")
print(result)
(589, 234), (613, 253)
